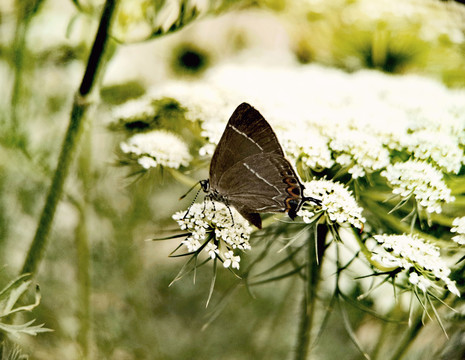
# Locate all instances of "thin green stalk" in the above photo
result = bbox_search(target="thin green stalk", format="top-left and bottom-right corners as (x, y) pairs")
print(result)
(387, 313), (423, 360)
(10, 0), (46, 132)
(75, 203), (90, 358)
(294, 225), (327, 360)
(371, 308), (395, 360)
(74, 122), (92, 358)
(20, 0), (118, 275)
(361, 199), (439, 243)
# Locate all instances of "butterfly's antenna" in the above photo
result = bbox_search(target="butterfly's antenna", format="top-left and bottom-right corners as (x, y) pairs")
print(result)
(182, 182), (202, 220)
(179, 181), (201, 200)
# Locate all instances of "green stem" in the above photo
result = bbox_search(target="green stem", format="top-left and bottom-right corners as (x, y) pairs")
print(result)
(294, 225), (327, 360)
(75, 122), (92, 358)
(74, 202), (91, 358)
(354, 229), (397, 272)
(387, 313), (423, 360)
(361, 199), (439, 243)
(10, 0), (46, 132)
(20, 0), (118, 275)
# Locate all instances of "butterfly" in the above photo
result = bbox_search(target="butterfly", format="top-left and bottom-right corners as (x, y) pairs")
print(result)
(199, 102), (320, 229)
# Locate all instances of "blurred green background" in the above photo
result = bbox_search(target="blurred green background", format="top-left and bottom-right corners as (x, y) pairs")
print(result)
(1, 0), (465, 359)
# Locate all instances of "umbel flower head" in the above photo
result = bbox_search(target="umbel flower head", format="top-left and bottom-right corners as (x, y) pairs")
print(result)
(328, 128), (390, 178)
(112, 97), (155, 123)
(298, 179), (365, 230)
(372, 234), (460, 297)
(381, 160), (455, 214)
(172, 201), (253, 269)
(281, 128), (335, 172)
(120, 130), (191, 169)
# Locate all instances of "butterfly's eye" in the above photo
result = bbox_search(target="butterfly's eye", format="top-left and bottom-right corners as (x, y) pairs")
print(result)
(288, 198), (299, 208)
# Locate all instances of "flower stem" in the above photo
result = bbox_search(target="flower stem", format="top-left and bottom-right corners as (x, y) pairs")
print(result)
(20, 0), (118, 275)
(353, 229), (397, 272)
(10, 0), (46, 132)
(361, 199), (438, 243)
(74, 123), (93, 357)
(293, 225), (327, 360)
(387, 312), (423, 360)
(74, 201), (91, 358)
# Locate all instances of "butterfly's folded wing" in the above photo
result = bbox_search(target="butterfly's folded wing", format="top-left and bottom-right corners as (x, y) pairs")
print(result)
(209, 103), (285, 187)
(216, 153), (304, 223)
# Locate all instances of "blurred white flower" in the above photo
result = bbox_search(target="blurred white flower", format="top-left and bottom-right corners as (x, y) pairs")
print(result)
(298, 179), (365, 230)
(451, 217), (465, 245)
(372, 234), (460, 296)
(381, 160), (455, 214)
(172, 201), (253, 269)
(112, 97), (155, 122)
(120, 130), (191, 169)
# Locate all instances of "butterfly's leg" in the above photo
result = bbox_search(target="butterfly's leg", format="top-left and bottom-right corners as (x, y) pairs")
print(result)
(202, 194), (209, 214)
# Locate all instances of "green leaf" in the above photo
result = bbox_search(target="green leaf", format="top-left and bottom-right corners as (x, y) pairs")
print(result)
(0, 274), (34, 317)
(0, 340), (29, 360)
(0, 320), (52, 338)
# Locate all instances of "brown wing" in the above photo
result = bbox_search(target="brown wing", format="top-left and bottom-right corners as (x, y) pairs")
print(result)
(209, 103), (285, 187)
(215, 152), (304, 220)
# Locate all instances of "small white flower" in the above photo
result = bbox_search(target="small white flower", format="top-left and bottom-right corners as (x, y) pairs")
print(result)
(408, 272), (432, 293)
(205, 242), (219, 259)
(199, 143), (216, 157)
(172, 201), (253, 269)
(372, 234), (459, 296)
(451, 217), (465, 245)
(138, 156), (157, 169)
(182, 237), (201, 253)
(120, 130), (191, 169)
(445, 278), (461, 297)
(298, 179), (365, 229)
(381, 160), (455, 214)
(223, 250), (240, 269)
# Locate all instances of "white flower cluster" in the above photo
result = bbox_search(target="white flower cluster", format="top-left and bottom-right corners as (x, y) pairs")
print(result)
(144, 62), (465, 179)
(112, 98), (155, 122)
(172, 201), (253, 269)
(372, 234), (460, 296)
(328, 128), (390, 178)
(120, 130), (191, 169)
(298, 179), (365, 230)
(451, 217), (465, 245)
(381, 160), (455, 214)
(281, 128), (334, 172)
(405, 130), (464, 174)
